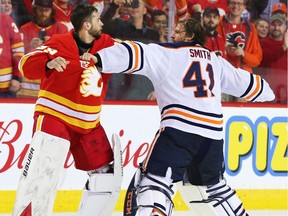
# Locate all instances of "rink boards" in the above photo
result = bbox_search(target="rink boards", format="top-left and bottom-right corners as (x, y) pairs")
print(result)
(0, 101), (287, 213)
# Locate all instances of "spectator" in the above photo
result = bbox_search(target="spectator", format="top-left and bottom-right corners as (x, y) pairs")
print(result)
(1, 0), (32, 28)
(260, 0), (283, 21)
(202, 7), (227, 59)
(217, 0), (262, 102)
(202, 6), (230, 102)
(102, 0), (159, 100)
(17, 0), (68, 98)
(0, 0), (12, 15)
(259, 14), (287, 103)
(186, 0), (228, 18)
(254, 18), (269, 39)
(151, 9), (168, 42)
(0, 13), (24, 98)
(102, 0), (159, 42)
(217, 0), (262, 74)
(53, 0), (73, 30)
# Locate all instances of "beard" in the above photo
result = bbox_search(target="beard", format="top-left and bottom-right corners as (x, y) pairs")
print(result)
(88, 27), (101, 39)
(36, 16), (51, 27)
(203, 23), (217, 32)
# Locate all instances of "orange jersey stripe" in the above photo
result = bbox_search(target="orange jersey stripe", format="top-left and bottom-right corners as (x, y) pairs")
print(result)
(245, 75), (261, 100)
(162, 110), (223, 125)
(126, 41), (140, 73)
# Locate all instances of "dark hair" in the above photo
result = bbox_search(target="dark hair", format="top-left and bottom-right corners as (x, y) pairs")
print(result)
(178, 18), (206, 46)
(70, 3), (98, 32)
(151, 10), (168, 22)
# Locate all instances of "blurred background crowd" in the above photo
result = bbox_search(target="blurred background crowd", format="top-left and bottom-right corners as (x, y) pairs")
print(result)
(0, 0), (287, 103)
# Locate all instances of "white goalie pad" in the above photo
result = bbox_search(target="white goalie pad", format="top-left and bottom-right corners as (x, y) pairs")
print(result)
(77, 133), (123, 216)
(134, 168), (175, 216)
(176, 181), (218, 216)
(176, 180), (249, 216)
(12, 131), (70, 216)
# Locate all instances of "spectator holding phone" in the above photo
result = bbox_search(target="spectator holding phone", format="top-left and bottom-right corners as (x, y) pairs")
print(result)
(217, 0), (262, 74)
(151, 9), (168, 42)
(217, 0), (262, 102)
(17, 0), (68, 98)
(101, 0), (159, 100)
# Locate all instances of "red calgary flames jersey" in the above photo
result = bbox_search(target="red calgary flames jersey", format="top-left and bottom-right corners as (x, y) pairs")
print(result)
(0, 14), (24, 92)
(19, 31), (114, 133)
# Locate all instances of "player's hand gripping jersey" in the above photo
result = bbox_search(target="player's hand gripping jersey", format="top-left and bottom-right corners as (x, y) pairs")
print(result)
(19, 32), (114, 134)
(98, 41), (275, 140)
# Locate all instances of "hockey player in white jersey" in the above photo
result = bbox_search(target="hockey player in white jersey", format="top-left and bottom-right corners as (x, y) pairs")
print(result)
(82, 18), (275, 216)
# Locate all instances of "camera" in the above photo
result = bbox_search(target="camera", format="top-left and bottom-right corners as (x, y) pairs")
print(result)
(123, 0), (139, 8)
(38, 29), (46, 41)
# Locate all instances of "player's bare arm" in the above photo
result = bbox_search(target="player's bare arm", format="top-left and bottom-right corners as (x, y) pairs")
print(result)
(46, 56), (70, 72)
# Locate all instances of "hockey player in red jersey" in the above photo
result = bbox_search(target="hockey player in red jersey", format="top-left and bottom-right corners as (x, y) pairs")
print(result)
(89, 18), (274, 216)
(0, 13), (24, 98)
(13, 2), (130, 216)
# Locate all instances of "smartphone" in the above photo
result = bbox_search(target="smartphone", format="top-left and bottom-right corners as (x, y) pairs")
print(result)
(38, 29), (46, 41)
(123, 0), (139, 8)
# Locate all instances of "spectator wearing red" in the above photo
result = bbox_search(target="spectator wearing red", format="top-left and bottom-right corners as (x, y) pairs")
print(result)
(259, 14), (287, 103)
(53, 0), (73, 30)
(18, 0), (68, 98)
(217, 0), (262, 74)
(0, 13), (24, 98)
(202, 7), (227, 59)
(202, 6), (230, 102)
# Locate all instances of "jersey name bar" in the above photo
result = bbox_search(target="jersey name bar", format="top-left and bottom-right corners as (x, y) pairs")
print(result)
(189, 48), (211, 60)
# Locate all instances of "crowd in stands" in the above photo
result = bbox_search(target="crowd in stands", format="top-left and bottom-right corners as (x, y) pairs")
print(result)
(0, 0), (287, 103)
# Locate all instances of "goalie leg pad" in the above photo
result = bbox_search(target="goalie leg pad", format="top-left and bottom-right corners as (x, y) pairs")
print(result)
(206, 180), (249, 216)
(135, 168), (175, 216)
(177, 180), (249, 216)
(12, 131), (70, 216)
(77, 133), (123, 216)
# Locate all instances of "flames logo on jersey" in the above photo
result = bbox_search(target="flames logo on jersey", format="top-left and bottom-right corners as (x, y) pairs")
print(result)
(226, 31), (246, 49)
(80, 66), (103, 97)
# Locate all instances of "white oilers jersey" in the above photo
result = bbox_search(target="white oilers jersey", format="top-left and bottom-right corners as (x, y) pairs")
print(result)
(98, 41), (275, 140)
